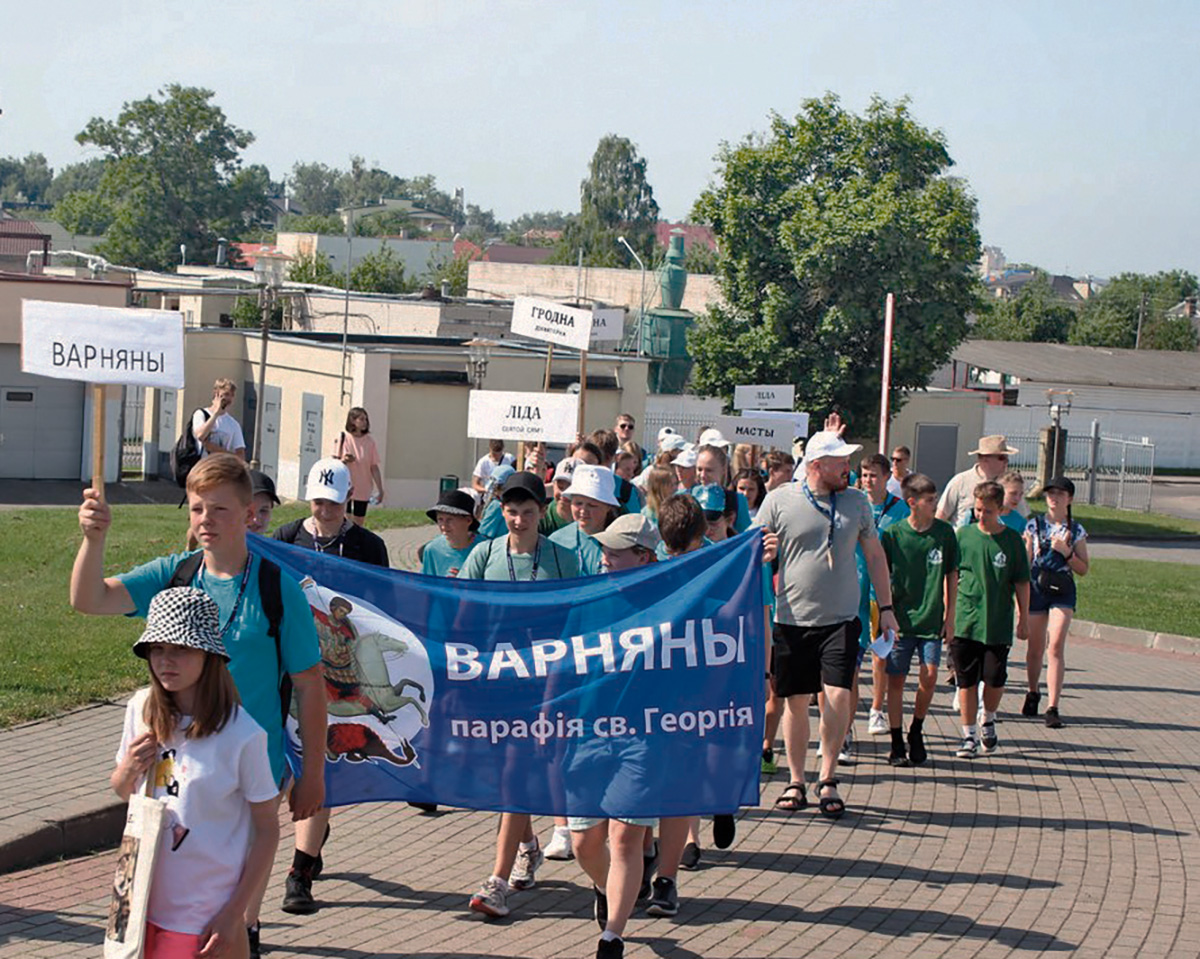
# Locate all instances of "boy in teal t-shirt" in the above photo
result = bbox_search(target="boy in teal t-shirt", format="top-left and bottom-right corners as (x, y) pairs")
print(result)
(421, 490), (480, 577)
(950, 480), (1030, 759)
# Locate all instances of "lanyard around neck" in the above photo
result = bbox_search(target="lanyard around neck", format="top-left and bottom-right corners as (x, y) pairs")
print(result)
(507, 536), (541, 582)
(802, 482), (838, 569)
(195, 558), (252, 639)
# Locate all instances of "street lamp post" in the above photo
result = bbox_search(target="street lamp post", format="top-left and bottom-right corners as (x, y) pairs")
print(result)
(250, 251), (290, 470)
(617, 235), (648, 354)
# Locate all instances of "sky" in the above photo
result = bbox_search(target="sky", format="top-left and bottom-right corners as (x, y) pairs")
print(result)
(3, 0), (1197, 278)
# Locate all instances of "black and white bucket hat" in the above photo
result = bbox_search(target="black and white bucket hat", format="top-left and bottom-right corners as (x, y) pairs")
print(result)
(133, 587), (230, 662)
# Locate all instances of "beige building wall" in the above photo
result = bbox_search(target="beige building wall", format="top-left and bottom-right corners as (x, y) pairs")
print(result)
(889, 390), (988, 476)
(468, 261), (721, 314)
(0, 274), (130, 344)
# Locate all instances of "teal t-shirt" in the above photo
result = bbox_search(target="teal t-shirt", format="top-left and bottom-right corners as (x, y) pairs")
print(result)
(857, 495), (911, 646)
(548, 523), (605, 576)
(1000, 510), (1025, 533)
(477, 499), (507, 540)
(118, 550), (320, 782)
(458, 534), (581, 581)
(421, 535), (477, 577)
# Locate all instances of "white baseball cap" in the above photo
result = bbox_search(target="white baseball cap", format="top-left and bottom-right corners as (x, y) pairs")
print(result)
(802, 431), (862, 464)
(552, 458), (578, 486)
(657, 427), (677, 446)
(306, 457), (352, 503)
(562, 463), (620, 506)
(698, 428), (730, 450)
(661, 433), (688, 453)
(672, 446), (698, 468)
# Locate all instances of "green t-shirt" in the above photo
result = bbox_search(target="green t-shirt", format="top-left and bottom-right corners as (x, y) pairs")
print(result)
(882, 518), (959, 641)
(953, 524), (1030, 645)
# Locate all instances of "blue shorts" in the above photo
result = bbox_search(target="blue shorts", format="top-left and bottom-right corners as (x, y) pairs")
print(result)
(1030, 579), (1077, 613)
(886, 635), (942, 676)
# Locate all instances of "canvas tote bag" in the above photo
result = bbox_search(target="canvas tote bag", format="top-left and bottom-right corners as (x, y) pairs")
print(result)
(104, 753), (167, 958)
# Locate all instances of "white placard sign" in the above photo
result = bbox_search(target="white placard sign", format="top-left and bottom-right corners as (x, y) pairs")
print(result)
(590, 307), (625, 345)
(734, 384), (795, 410)
(468, 390), (580, 443)
(752, 409), (810, 439)
(510, 296), (593, 352)
(21, 300), (185, 388)
(714, 415), (791, 449)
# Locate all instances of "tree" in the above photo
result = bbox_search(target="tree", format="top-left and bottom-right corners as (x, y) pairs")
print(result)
(689, 95), (981, 430)
(287, 251), (343, 287)
(1069, 270), (1198, 351)
(972, 273), (1076, 343)
(231, 294), (282, 330)
(279, 213), (345, 234)
(349, 246), (413, 294)
(288, 161), (342, 215)
(45, 158), (108, 205)
(52, 190), (116, 235)
(0, 153), (53, 203)
(505, 209), (570, 244)
(354, 209), (418, 237)
(552, 135), (659, 267)
(430, 249), (475, 295)
(337, 156), (405, 209)
(72, 84), (263, 270)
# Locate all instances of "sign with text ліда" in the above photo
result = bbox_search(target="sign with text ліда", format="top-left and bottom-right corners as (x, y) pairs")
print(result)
(733, 384), (795, 411)
(21, 300), (185, 389)
(511, 296), (594, 353)
(468, 390), (580, 444)
(590, 308), (625, 346)
(713, 414), (793, 450)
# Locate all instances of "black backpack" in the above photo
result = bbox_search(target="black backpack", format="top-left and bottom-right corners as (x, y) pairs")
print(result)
(167, 552), (292, 727)
(170, 409), (209, 488)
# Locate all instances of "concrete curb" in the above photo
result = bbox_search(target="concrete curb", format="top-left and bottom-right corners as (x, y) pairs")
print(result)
(1072, 617), (1200, 655)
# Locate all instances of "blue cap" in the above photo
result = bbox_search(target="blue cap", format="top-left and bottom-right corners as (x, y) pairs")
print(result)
(488, 464), (516, 492)
(690, 483), (726, 519)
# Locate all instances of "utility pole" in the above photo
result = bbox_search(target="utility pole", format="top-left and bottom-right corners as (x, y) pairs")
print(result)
(1135, 291), (1148, 349)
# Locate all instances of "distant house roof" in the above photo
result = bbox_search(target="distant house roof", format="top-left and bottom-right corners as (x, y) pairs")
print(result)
(453, 239), (483, 261)
(953, 340), (1200, 391)
(655, 222), (715, 250)
(0, 218), (50, 260)
(230, 243), (286, 268)
(482, 243), (553, 265)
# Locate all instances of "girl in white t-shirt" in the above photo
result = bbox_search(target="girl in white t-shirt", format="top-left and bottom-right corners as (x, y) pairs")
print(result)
(112, 587), (279, 959)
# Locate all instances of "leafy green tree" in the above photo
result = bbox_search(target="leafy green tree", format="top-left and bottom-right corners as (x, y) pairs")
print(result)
(354, 209), (418, 237)
(429, 250), (475, 295)
(552, 135), (659, 267)
(349, 246), (412, 293)
(287, 251), (344, 287)
(0, 153), (53, 203)
(52, 190), (116, 235)
(45, 159), (108, 205)
(70, 84), (264, 270)
(690, 95), (981, 428)
(683, 242), (718, 275)
(231, 294), (282, 329)
(279, 213), (345, 234)
(505, 210), (570, 244)
(288, 161), (342, 215)
(1070, 270), (1198, 351)
(972, 272), (1076, 342)
(337, 156), (405, 209)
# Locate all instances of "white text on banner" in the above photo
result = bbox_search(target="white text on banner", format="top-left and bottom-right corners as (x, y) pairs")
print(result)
(468, 390), (580, 443)
(21, 300), (185, 388)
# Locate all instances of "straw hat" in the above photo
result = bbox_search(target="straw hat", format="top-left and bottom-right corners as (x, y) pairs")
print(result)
(969, 435), (1019, 456)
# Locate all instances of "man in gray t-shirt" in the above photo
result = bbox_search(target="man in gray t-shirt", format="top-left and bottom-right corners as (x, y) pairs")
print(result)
(755, 430), (898, 819)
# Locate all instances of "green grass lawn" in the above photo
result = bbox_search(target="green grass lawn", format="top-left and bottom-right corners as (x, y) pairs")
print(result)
(1077, 558), (1200, 638)
(0, 503), (424, 728)
(1027, 502), (1200, 539)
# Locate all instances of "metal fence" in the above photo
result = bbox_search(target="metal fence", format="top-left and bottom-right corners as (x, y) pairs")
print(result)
(640, 411), (719, 453)
(1004, 426), (1156, 512)
(121, 385), (145, 477)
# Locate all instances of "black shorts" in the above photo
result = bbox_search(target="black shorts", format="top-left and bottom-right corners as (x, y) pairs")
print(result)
(771, 619), (860, 697)
(348, 499), (370, 518)
(950, 638), (1009, 689)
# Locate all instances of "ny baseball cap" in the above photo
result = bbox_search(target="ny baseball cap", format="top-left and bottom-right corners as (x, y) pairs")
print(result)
(306, 457), (352, 503)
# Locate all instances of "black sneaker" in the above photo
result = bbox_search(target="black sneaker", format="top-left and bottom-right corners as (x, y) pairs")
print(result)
(594, 886), (609, 931)
(637, 841), (659, 903)
(908, 727), (928, 766)
(1045, 706), (1064, 729)
(596, 936), (625, 959)
(281, 872), (317, 915)
(980, 721), (998, 754)
(645, 876), (679, 917)
(1022, 690), (1041, 717)
(712, 814), (736, 849)
(247, 923), (261, 959)
(679, 841), (702, 870)
(407, 802), (439, 814)
(887, 746), (911, 767)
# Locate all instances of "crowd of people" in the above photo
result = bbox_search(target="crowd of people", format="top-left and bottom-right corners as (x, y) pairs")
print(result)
(73, 406), (1089, 959)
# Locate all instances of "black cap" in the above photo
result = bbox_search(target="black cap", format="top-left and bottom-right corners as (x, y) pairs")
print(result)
(427, 489), (480, 531)
(249, 469), (280, 505)
(500, 470), (547, 505)
(1043, 475), (1075, 496)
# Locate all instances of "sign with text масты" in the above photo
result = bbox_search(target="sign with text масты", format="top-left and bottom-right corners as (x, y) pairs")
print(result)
(734, 384), (795, 411)
(468, 390), (580, 444)
(511, 296), (593, 352)
(713, 415), (793, 450)
(21, 300), (185, 389)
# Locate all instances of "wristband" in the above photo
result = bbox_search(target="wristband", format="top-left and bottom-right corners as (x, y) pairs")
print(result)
(878, 604), (893, 613)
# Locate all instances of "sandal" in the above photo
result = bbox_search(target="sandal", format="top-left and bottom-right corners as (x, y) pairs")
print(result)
(775, 781), (808, 811)
(816, 778), (846, 820)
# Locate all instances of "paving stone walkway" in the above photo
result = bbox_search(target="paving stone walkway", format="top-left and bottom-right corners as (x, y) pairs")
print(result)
(1, 629), (1197, 958)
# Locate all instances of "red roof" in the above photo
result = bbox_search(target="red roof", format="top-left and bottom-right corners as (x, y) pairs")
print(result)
(454, 239), (483, 261)
(655, 222), (715, 251)
(0, 219), (50, 259)
(230, 242), (285, 268)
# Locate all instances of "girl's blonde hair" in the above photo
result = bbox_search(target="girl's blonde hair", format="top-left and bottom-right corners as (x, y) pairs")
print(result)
(643, 466), (678, 518)
(142, 651), (240, 744)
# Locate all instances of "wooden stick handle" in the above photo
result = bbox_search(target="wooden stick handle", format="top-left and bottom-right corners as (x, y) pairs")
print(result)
(91, 383), (106, 503)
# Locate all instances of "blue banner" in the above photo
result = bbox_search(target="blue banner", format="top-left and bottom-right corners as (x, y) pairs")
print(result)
(248, 531), (765, 819)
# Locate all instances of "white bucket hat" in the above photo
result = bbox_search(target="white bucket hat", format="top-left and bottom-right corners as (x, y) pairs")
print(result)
(698, 428), (730, 450)
(306, 457), (352, 503)
(562, 463), (619, 506)
(802, 430), (862, 464)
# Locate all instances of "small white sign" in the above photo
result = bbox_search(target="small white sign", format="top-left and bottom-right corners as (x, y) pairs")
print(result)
(511, 296), (593, 352)
(713, 414), (791, 449)
(752, 410), (810, 439)
(734, 384), (795, 410)
(21, 300), (185, 388)
(468, 390), (580, 443)
(590, 307), (625, 346)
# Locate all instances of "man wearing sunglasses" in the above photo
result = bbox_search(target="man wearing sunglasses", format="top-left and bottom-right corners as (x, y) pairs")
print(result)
(936, 435), (1025, 527)
(886, 446), (912, 497)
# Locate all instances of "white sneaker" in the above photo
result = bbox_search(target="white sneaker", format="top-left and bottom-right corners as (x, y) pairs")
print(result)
(951, 688), (961, 712)
(509, 842), (544, 890)
(955, 736), (979, 759)
(469, 876), (510, 917)
(544, 828), (574, 861)
(837, 731), (855, 765)
(867, 709), (888, 736)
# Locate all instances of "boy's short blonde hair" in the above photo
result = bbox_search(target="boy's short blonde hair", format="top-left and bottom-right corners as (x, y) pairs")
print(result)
(187, 454), (252, 504)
